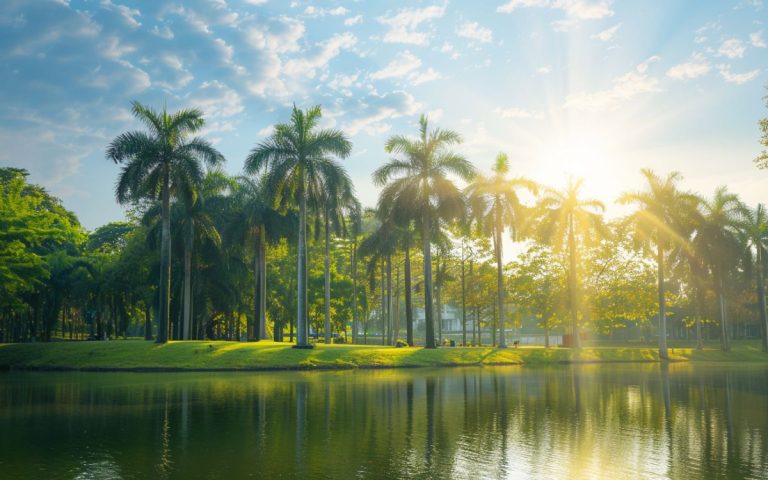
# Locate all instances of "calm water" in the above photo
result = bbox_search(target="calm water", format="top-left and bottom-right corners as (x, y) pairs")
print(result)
(1, 364), (767, 479)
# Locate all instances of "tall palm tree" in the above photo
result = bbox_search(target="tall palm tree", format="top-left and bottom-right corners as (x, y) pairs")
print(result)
(321, 176), (360, 344)
(693, 187), (745, 352)
(535, 178), (604, 349)
(228, 176), (294, 341)
(466, 153), (537, 348)
(358, 218), (399, 345)
(739, 203), (768, 352)
(107, 101), (224, 343)
(245, 105), (352, 348)
(373, 114), (475, 348)
(618, 169), (699, 358)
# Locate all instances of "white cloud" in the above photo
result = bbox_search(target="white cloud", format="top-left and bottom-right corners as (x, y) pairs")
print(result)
(564, 69), (660, 111)
(592, 22), (621, 41)
(328, 72), (359, 93)
(426, 108), (444, 122)
(536, 65), (552, 74)
(718, 64), (760, 84)
(370, 51), (422, 80)
(303, 6), (349, 17)
(440, 41), (454, 53)
(151, 25), (174, 39)
(377, 4), (446, 45)
(100, 0), (141, 28)
(339, 90), (423, 135)
(409, 68), (442, 85)
(494, 107), (544, 119)
(284, 32), (357, 78)
(99, 36), (135, 60)
(750, 31), (767, 48)
(497, 0), (614, 20)
(188, 80), (244, 118)
(497, 0), (549, 13)
(245, 16), (305, 53)
(457, 22), (493, 43)
(636, 55), (660, 73)
(666, 54), (710, 80)
(344, 15), (363, 26)
(718, 38), (746, 58)
(369, 51), (442, 85)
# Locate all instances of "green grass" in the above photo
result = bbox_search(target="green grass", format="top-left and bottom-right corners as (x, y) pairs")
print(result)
(1, 340), (766, 371)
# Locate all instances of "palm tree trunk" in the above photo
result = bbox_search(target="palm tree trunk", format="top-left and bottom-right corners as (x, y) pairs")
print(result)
(380, 258), (386, 346)
(251, 231), (259, 341)
(393, 261), (401, 343)
(695, 285), (703, 350)
(258, 227), (267, 340)
(352, 236), (358, 344)
(404, 242), (414, 346)
(387, 254), (393, 345)
(461, 242), (466, 347)
(423, 218), (436, 348)
(657, 242), (668, 359)
(568, 214), (580, 349)
(182, 222), (193, 341)
(436, 255), (442, 345)
(324, 213), (332, 344)
(719, 281), (730, 352)
(144, 305), (152, 341)
(495, 215), (507, 348)
(757, 247), (768, 353)
(296, 181), (310, 348)
(158, 168), (171, 344)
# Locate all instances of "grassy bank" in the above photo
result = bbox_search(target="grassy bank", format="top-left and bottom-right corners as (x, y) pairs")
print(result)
(0, 340), (766, 372)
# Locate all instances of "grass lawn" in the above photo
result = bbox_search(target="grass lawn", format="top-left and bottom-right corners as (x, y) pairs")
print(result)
(0, 339), (766, 371)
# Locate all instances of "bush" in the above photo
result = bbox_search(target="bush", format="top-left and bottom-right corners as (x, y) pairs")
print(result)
(332, 336), (347, 344)
(395, 339), (409, 348)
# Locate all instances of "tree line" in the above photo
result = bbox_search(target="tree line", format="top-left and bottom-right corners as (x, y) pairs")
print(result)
(2, 98), (768, 357)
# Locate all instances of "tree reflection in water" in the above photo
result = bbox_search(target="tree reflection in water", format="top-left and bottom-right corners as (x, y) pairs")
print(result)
(0, 365), (767, 479)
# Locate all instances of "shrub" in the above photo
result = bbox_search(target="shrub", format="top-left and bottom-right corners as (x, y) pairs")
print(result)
(395, 339), (409, 348)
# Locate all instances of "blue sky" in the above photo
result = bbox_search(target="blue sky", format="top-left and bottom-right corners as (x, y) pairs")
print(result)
(1, 0), (767, 230)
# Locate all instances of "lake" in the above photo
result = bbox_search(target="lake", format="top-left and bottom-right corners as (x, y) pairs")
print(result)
(1, 364), (766, 479)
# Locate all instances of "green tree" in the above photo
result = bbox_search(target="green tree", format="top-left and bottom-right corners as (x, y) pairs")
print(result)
(535, 178), (604, 349)
(245, 105), (352, 347)
(373, 114), (475, 348)
(618, 169), (697, 358)
(693, 187), (745, 352)
(739, 203), (768, 352)
(106, 101), (224, 343)
(466, 152), (537, 348)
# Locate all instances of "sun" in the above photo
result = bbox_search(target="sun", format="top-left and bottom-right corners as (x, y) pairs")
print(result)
(531, 123), (623, 203)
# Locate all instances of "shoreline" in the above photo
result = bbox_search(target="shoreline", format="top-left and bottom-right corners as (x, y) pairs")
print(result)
(1, 340), (766, 373)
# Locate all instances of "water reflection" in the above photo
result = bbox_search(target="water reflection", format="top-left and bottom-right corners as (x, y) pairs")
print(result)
(1, 364), (767, 479)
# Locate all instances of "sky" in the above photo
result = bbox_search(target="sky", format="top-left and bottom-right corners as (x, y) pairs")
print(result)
(1, 0), (767, 231)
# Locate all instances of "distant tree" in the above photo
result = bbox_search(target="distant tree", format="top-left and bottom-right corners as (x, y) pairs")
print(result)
(739, 204), (768, 352)
(373, 114), (475, 348)
(246, 105), (352, 347)
(106, 101), (224, 343)
(693, 187), (745, 352)
(466, 152), (537, 348)
(535, 178), (604, 349)
(618, 170), (697, 358)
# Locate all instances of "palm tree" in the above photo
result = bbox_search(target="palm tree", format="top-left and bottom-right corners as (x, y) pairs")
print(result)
(693, 187), (745, 352)
(739, 203), (768, 352)
(466, 153), (537, 348)
(321, 176), (360, 344)
(358, 218), (399, 345)
(618, 170), (699, 358)
(535, 178), (604, 349)
(107, 101), (224, 343)
(245, 105), (352, 348)
(373, 114), (475, 348)
(228, 176), (294, 341)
